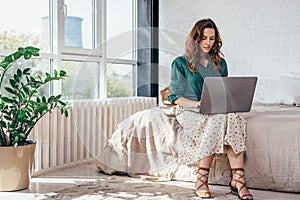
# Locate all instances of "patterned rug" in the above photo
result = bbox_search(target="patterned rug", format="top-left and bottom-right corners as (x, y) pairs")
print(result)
(42, 175), (237, 200)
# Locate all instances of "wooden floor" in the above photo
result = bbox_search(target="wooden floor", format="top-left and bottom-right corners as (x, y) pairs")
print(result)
(0, 162), (299, 200)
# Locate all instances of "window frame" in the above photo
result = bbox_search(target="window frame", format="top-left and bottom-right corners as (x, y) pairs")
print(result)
(58, 0), (102, 57)
(57, 0), (137, 98)
(0, 0), (137, 99)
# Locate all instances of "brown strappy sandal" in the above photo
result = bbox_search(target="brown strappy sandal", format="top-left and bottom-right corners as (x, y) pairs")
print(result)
(194, 167), (212, 199)
(230, 168), (254, 200)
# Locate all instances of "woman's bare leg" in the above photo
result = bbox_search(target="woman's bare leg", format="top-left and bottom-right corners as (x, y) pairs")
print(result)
(225, 145), (245, 168)
(226, 146), (253, 199)
(199, 154), (215, 168)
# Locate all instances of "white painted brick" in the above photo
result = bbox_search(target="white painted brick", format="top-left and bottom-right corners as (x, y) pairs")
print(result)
(289, 35), (300, 42)
(159, 0), (300, 84)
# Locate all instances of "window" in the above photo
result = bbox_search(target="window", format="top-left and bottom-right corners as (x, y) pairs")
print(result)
(106, 0), (137, 96)
(0, 0), (49, 52)
(107, 0), (134, 60)
(64, 0), (95, 49)
(61, 61), (99, 100)
(0, 0), (137, 99)
(61, 0), (100, 56)
(106, 63), (135, 97)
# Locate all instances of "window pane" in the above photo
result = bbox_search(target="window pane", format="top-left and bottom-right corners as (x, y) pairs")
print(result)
(107, 63), (134, 97)
(61, 61), (99, 100)
(64, 0), (94, 49)
(107, 0), (133, 60)
(33, 59), (51, 97)
(0, 0), (49, 52)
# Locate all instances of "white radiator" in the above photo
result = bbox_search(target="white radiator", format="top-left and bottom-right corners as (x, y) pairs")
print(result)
(31, 97), (157, 174)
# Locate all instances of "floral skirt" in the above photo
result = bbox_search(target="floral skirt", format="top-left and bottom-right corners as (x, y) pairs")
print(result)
(175, 108), (247, 165)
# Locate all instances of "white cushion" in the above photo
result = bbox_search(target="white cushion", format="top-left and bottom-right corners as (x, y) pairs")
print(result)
(254, 76), (300, 106)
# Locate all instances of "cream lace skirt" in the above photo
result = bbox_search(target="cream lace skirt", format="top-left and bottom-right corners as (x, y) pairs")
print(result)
(176, 108), (247, 165)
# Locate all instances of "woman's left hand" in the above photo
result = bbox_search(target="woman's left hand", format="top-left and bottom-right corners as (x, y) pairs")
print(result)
(194, 101), (201, 108)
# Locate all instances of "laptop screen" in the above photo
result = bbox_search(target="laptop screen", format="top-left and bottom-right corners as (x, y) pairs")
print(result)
(199, 77), (257, 114)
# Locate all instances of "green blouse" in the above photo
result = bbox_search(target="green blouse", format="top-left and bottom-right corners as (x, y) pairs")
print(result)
(168, 56), (228, 104)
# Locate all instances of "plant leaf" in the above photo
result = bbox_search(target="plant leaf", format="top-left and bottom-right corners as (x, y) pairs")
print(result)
(25, 46), (40, 56)
(23, 68), (31, 75)
(64, 110), (69, 117)
(1, 96), (16, 104)
(54, 94), (62, 101)
(0, 61), (9, 69)
(54, 69), (58, 77)
(13, 51), (22, 60)
(18, 110), (26, 119)
(4, 87), (17, 95)
(9, 79), (18, 89)
(34, 104), (48, 114)
(30, 76), (36, 82)
(18, 133), (27, 139)
(23, 86), (30, 95)
(17, 69), (22, 77)
(60, 70), (67, 76)
(4, 55), (13, 62)
(24, 51), (32, 59)
(0, 121), (6, 128)
(58, 100), (67, 106)
(4, 115), (12, 121)
(18, 47), (25, 53)
(14, 74), (20, 82)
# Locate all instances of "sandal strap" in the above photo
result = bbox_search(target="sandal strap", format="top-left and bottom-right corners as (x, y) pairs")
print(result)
(194, 167), (210, 195)
(231, 168), (253, 199)
(194, 167), (210, 175)
(231, 168), (246, 190)
(231, 168), (245, 174)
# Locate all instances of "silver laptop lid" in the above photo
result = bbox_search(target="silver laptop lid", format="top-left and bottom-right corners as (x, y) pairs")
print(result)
(199, 77), (257, 114)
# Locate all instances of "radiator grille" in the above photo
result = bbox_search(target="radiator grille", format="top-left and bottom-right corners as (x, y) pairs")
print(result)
(31, 97), (157, 174)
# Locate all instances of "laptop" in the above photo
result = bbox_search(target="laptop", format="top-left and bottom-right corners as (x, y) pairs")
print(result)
(199, 77), (257, 114)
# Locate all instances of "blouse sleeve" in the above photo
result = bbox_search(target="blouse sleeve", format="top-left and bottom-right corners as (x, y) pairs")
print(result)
(168, 58), (187, 104)
(220, 58), (228, 77)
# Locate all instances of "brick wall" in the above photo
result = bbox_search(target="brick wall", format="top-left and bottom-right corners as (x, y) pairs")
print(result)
(159, 0), (300, 86)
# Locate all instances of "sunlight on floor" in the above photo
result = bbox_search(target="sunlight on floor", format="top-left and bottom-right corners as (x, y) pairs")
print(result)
(31, 177), (101, 184)
(0, 163), (299, 200)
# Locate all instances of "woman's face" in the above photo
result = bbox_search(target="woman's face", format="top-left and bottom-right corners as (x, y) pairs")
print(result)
(199, 28), (215, 53)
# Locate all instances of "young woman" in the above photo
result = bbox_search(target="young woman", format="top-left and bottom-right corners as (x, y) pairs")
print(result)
(97, 18), (253, 200)
(168, 18), (253, 200)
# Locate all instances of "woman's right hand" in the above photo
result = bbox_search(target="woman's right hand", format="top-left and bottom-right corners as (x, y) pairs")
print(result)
(174, 97), (201, 108)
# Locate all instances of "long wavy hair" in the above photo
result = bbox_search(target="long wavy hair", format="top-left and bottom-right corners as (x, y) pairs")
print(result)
(184, 18), (223, 73)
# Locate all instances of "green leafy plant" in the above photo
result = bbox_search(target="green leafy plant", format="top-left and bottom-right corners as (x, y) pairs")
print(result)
(0, 46), (70, 147)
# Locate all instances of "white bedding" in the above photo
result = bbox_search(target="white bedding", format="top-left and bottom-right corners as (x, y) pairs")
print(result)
(96, 104), (300, 192)
(173, 103), (300, 192)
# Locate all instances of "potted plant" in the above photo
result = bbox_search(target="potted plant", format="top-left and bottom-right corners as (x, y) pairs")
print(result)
(0, 46), (70, 191)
